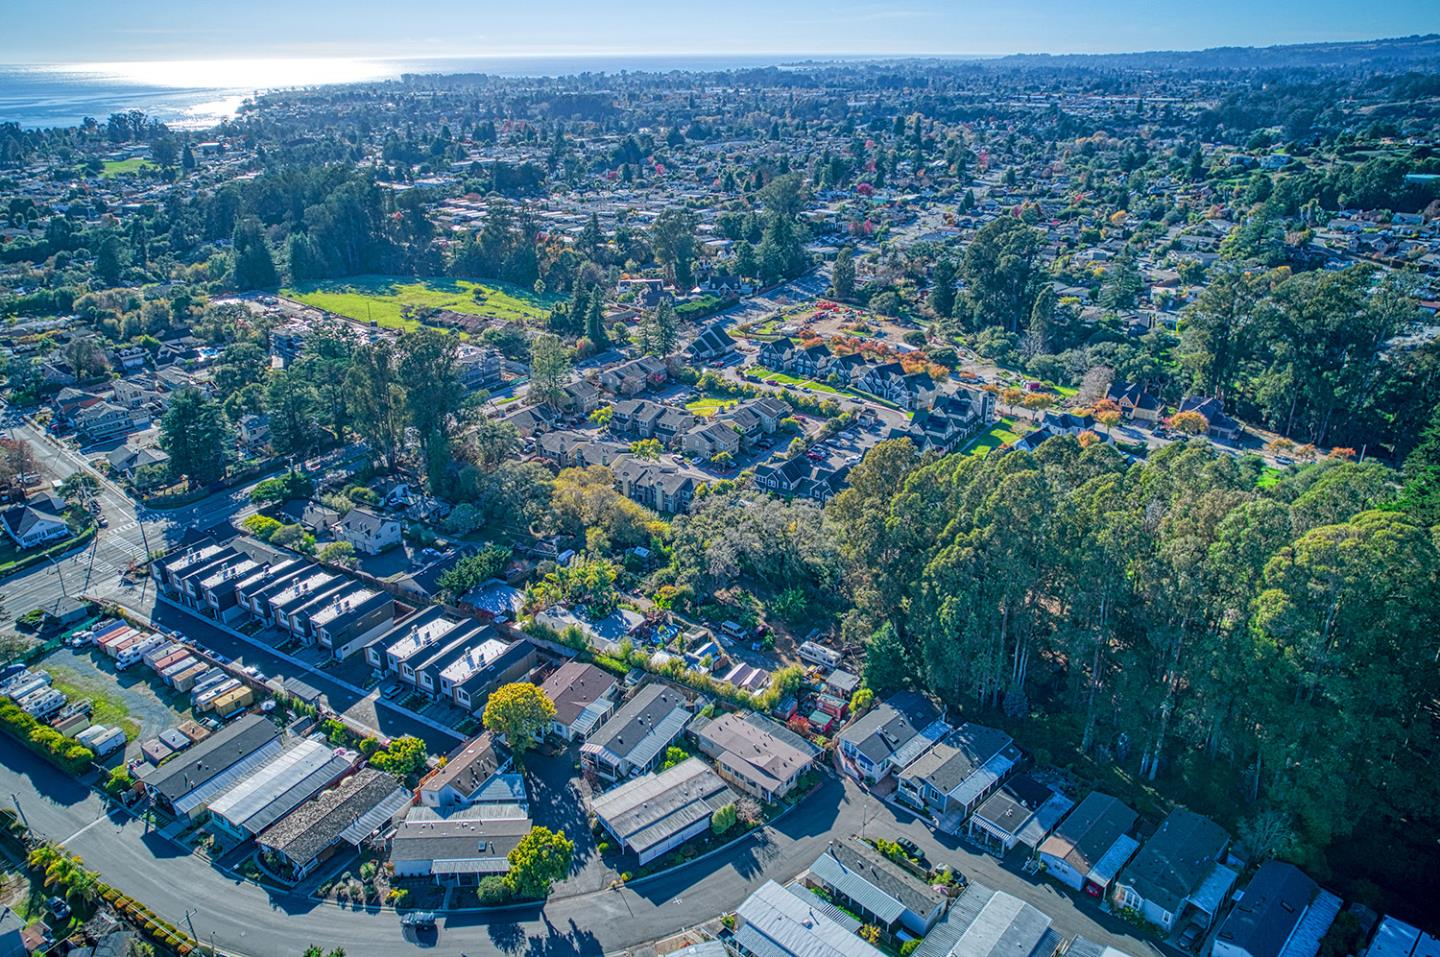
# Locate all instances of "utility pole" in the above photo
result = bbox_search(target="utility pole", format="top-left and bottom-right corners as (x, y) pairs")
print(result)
(49, 553), (69, 601)
(136, 512), (154, 603)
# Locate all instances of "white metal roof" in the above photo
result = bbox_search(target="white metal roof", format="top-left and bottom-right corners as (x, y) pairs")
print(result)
(735, 880), (886, 957)
(172, 738), (286, 815)
(207, 738), (340, 832)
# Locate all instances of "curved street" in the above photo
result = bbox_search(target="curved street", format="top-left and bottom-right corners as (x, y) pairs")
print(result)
(1, 743), (1160, 957)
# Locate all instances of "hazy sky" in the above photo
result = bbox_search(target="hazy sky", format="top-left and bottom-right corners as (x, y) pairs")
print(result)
(6, 0), (1440, 64)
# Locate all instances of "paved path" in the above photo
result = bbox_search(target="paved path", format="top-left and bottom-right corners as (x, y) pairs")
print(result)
(1, 744), (1161, 957)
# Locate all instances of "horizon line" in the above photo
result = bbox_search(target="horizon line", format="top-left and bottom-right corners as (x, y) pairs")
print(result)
(5, 32), (1436, 70)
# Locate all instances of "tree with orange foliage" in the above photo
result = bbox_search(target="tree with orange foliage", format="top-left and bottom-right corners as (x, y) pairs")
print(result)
(1001, 387), (1024, 416)
(1020, 392), (1056, 422)
(1167, 410), (1210, 435)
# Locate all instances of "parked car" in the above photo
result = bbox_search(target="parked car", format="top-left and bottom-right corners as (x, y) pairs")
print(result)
(897, 838), (927, 864)
(400, 911), (436, 929)
(1178, 922), (1205, 950)
(46, 896), (71, 922)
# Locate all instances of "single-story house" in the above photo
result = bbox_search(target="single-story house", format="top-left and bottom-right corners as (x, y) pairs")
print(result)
(807, 840), (948, 939)
(1365, 916), (1440, 957)
(837, 691), (949, 783)
(967, 774), (1074, 855)
(688, 711), (819, 802)
(588, 757), (738, 865)
(389, 806), (532, 885)
(206, 737), (353, 840)
(539, 661), (617, 742)
(137, 713), (283, 816)
(1036, 792), (1140, 898)
(418, 733), (509, 809)
(895, 723), (1021, 826)
(915, 881), (1064, 957)
(1112, 808), (1236, 932)
(733, 880), (885, 957)
(580, 683), (694, 782)
(1211, 862), (1340, 957)
(256, 769), (411, 881)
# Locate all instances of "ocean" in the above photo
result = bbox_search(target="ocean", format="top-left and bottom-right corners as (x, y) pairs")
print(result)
(0, 54), (837, 130)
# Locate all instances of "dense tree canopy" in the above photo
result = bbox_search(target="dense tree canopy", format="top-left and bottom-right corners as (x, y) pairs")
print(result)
(826, 436), (1439, 880)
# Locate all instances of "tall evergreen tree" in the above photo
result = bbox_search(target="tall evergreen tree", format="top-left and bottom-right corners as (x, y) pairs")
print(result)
(231, 216), (279, 291)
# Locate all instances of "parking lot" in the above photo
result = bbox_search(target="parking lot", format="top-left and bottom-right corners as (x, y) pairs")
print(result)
(36, 643), (194, 761)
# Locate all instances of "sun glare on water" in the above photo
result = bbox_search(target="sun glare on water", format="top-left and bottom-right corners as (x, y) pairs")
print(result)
(56, 57), (397, 92)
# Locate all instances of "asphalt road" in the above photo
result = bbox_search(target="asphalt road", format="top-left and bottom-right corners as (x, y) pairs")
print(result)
(0, 740), (1161, 957)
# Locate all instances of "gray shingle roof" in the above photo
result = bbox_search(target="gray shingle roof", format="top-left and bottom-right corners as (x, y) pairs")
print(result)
(1214, 862), (1319, 957)
(582, 683), (690, 768)
(1116, 808), (1229, 915)
(838, 691), (945, 766)
(258, 769), (408, 866)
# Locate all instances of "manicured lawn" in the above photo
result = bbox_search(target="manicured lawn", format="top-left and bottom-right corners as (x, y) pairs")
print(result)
(99, 157), (157, 177)
(965, 417), (1027, 456)
(284, 276), (555, 332)
(752, 369), (843, 394)
(686, 397), (739, 417)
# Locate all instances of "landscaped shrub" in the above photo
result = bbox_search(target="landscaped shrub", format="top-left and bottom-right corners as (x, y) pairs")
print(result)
(477, 875), (512, 905)
(250, 471), (314, 506)
(0, 701), (95, 773)
(241, 514), (283, 541)
(269, 523), (307, 547)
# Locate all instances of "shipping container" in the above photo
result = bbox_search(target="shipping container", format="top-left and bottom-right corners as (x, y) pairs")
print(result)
(147, 645), (188, 671)
(171, 662), (208, 693)
(98, 626), (138, 654)
(210, 686), (254, 718)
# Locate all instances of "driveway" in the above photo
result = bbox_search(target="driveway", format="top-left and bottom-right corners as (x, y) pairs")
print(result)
(525, 744), (615, 896)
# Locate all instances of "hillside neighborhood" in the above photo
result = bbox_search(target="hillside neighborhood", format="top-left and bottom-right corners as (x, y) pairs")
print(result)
(2, 28), (1440, 957)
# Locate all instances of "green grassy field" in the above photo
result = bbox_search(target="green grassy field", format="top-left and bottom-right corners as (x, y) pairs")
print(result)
(284, 276), (554, 332)
(46, 665), (141, 740)
(1256, 466), (1285, 489)
(965, 417), (1027, 456)
(686, 397), (739, 417)
(99, 157), (157, 178)
(752, 369), (843, 394)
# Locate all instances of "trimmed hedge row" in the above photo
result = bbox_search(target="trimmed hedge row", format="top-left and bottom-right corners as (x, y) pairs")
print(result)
(100, 886), (197, 955)
(0, 526), (96, 580)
